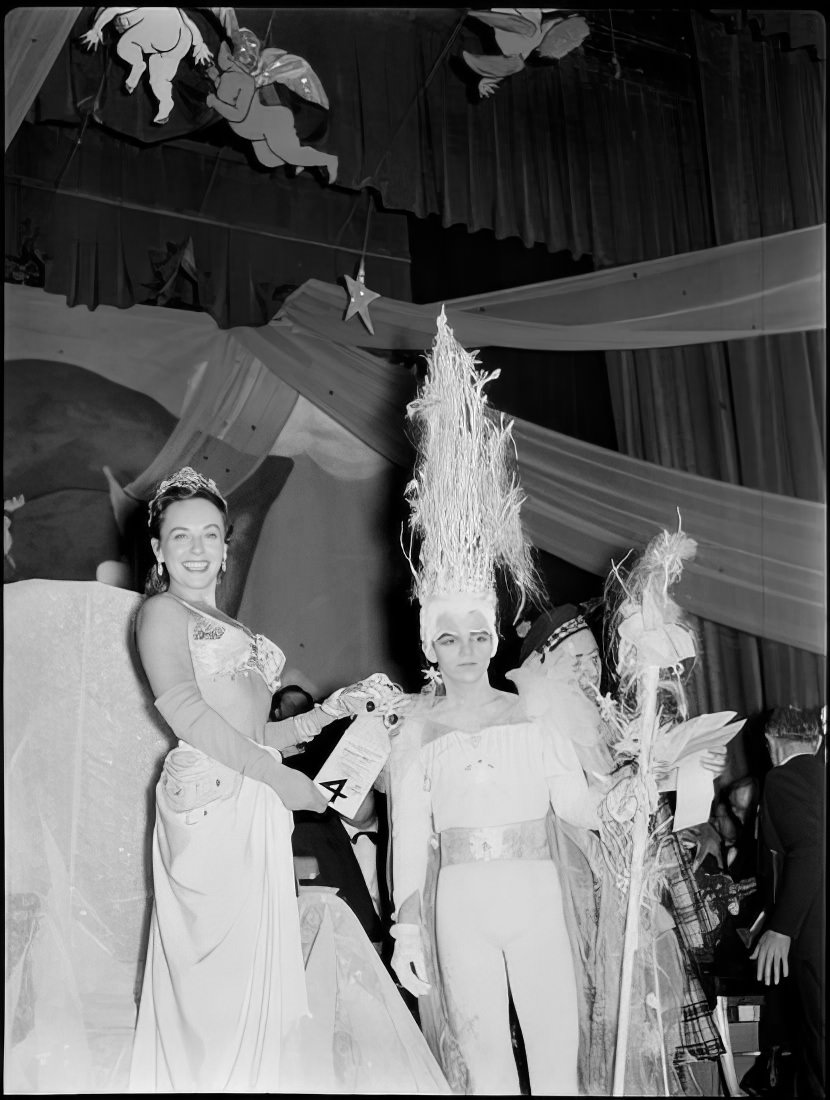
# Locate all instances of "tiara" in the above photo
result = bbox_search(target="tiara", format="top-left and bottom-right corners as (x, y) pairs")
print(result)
(147, 467), (227, 524)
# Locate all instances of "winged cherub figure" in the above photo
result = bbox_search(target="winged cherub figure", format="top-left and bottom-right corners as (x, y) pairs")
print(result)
(204, 27), (338, 182)
(79, 7), (234, 124)
(463, 8), (590, 97)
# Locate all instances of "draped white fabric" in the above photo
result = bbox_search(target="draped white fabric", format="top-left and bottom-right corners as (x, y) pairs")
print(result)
(123, 331), (298, 502)
(4, 283), (386, 479)
(4, 8), (81, 151)
(4, 581), (169, 1092)
(514, 419), (825, 655)
(4, 281), (825, 652)
(278, 226), (826, 351)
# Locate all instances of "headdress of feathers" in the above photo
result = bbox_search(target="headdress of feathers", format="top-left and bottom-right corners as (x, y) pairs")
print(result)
(403, 308), (542, 658)
(604, 516), (698, 723)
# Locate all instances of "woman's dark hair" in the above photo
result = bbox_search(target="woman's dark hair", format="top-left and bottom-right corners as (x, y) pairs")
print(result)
(144, 482), (233, 596)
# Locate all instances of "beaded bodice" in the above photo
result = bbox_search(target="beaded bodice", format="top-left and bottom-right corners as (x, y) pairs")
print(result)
(171, 597), (285, 694)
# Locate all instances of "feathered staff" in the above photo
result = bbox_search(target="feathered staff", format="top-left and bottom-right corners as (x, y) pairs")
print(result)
(598, 520), (744, 1095)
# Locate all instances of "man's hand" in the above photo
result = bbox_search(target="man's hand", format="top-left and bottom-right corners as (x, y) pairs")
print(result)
(750, 929), (791, 985)
(701, 747), (728, 774)
(680, 821), (724, 872)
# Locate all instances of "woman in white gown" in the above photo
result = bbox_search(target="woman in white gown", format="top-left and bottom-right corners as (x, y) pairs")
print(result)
(3, 469), (452, 1093)
(129, 467), (335, 1092)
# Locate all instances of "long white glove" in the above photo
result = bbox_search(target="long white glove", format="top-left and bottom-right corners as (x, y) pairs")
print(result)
(390, 922), (431, 997)
(263, 706), (329, 753)
(321, 673), (410, 725)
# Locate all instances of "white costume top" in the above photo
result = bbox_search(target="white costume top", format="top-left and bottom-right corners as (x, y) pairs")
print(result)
(391, 705), (601, 915)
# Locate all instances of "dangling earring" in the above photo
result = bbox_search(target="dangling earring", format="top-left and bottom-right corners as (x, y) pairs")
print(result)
(221, 558), (227, 574)
(157, 560), (164, 577)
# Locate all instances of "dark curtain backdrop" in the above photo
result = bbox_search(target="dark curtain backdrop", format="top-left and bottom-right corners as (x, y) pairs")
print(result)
(25, 8), (710, 260)
(606, 14), (826, 719)
(5, 121), (411, 328)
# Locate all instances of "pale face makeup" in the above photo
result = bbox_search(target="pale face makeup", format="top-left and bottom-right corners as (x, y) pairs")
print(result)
(432, 608), (494, 689)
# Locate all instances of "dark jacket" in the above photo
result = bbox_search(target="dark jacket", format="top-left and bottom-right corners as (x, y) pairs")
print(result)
(760, 751), (826, 962)
(284, 717), (392, 944)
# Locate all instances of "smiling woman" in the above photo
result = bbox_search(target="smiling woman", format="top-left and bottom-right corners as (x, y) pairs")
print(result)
(152, 498), (227, 601)
(128, 465), (344, 1091)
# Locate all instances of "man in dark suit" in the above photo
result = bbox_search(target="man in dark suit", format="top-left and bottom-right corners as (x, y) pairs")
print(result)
(273, 685), (392, 954)
(752, 706), (826, 1097)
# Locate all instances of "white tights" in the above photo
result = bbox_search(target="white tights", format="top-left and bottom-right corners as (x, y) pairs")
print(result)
(435, 859), (579, 1095)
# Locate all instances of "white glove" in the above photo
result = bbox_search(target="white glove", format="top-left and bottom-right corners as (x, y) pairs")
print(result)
(390, 922), (431, 997)
(292, 706), (328, 743)
(321, 673), (409, 725)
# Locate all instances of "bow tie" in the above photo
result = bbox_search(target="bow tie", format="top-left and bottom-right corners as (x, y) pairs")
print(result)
(350, 831), (378, 845)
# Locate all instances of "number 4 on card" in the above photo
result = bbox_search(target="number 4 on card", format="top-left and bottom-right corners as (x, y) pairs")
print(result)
(319, 778), (348, 802)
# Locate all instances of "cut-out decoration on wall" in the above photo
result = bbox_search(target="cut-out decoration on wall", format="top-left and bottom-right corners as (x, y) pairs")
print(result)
(79, 7), (235, 125)
(144, 237), (201, 308)
(4, 496), (25, 571)
(204, 28), (338, 181)
(341, 262), (380, 335)
(463, 8), (590, 98)
(4, 220), (48, 288)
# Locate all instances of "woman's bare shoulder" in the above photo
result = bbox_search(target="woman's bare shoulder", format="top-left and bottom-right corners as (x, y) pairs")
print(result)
(135, 592), (191, 634)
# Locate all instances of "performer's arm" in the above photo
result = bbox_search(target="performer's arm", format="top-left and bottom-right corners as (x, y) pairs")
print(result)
(544, 731), (603, 830)
(388, 733), (433, 996)
(137, 596), (325, 809)
(389, 740), (432, 921)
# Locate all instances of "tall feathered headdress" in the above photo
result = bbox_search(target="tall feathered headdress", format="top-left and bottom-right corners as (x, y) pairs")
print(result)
(404, 308), (541, 654)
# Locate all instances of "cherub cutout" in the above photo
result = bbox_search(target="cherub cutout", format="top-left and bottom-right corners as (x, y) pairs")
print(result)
(463, 8), (590, 97)
(80, 7), (227, 124)
(204, 29), (338, 182)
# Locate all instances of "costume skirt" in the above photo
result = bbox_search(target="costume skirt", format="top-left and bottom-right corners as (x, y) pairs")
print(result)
(128, 746), (307, 1092)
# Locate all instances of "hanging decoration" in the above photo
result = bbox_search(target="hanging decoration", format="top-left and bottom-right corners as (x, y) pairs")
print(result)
(341, 196), (380, 334)
(463, 8), (591, 97)
(342, 264), (380, 335)
(79, 8), (235, 125)
(204, 27), (338, 181)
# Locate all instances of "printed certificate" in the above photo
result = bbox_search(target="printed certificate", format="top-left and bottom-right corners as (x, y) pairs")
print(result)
(314, 712), (392, 819)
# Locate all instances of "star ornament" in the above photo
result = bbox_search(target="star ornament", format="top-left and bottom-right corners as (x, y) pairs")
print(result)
(342, 264), (380, 335)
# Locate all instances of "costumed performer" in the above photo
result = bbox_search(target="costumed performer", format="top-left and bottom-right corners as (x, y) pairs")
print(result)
(514, 603), (727, 1094)
(386, 311), (631, 1095)
(129, 467), (365, 1092)
(587, 529), (743, 1095)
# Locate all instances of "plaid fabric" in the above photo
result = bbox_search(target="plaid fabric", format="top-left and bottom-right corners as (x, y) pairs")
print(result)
(653, 799), (726, 1062)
